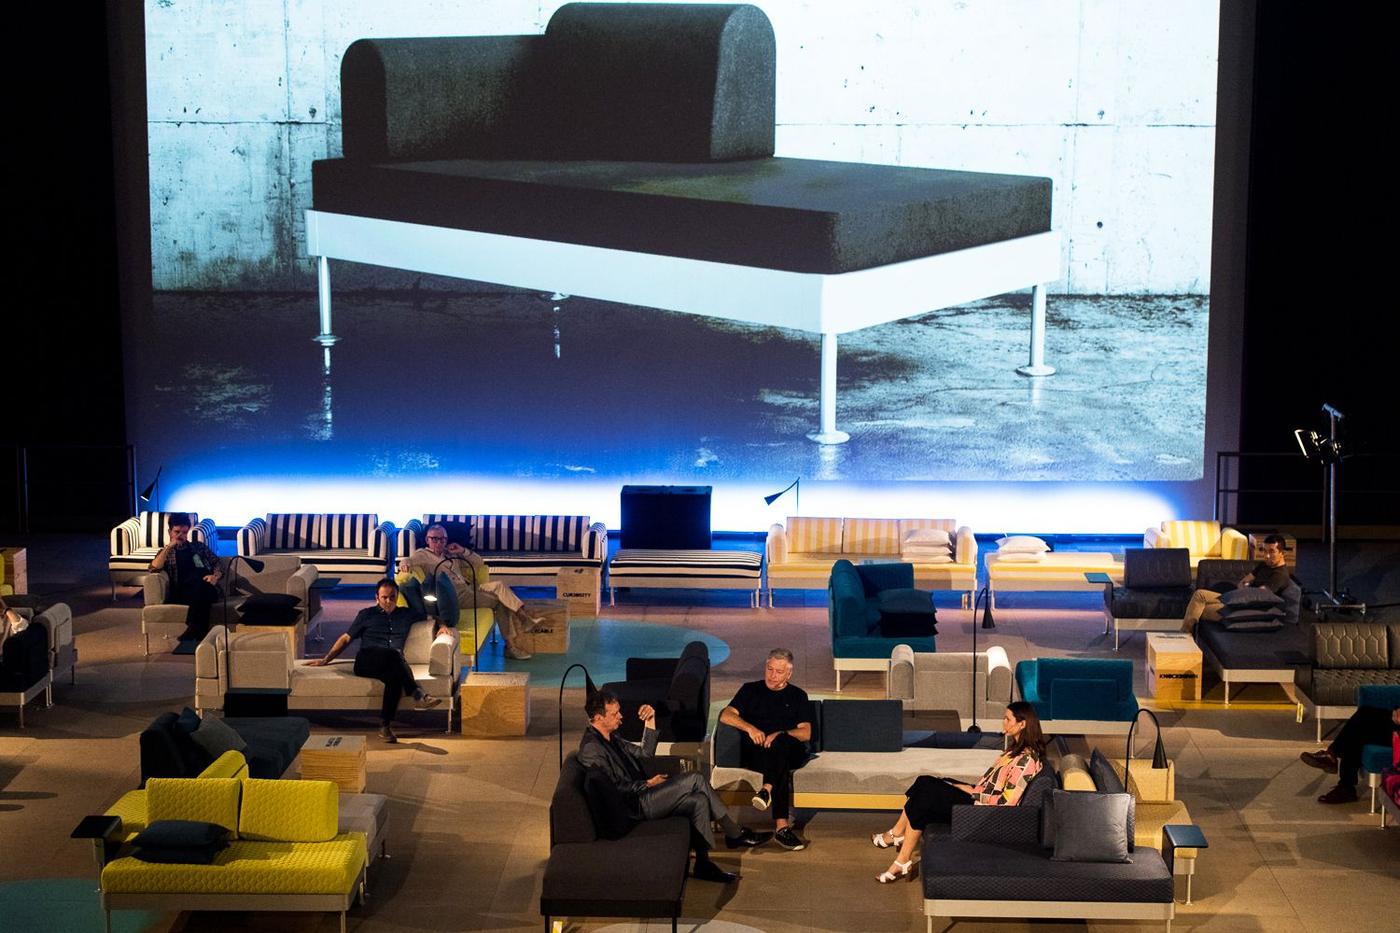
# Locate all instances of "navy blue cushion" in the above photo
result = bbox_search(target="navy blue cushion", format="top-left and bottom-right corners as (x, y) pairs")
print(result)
(821, 699), (902, 752)
(132, 820), (230, 849)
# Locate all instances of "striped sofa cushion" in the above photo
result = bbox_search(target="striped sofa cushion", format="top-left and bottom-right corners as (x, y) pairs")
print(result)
(111, 511), (206, 554)
(898, 518), (957, 537)
(608, 549), (763, 580)
(266, 514), (379, 551)
(472, 515), (538, 552)
(1161, 520), (1222, 558)
(787, 517), (843, 554)
(842, 518), (900, 554)
(535, 515), (590, 553)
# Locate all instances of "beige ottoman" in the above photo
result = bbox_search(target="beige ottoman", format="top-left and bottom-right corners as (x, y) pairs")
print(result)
(460, 671), (531, 736)
(523, 599), (570, 654)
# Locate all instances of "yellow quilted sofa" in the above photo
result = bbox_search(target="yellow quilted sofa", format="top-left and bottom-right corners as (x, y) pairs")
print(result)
(94, 769), (366, 932)
(1061, 754), (1203, 904)
(394, 565), (496, 665)
(766, 517), (977, 607)
(1144, 519), (1248, 568)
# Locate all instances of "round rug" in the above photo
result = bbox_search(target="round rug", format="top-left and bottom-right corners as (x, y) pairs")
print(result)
(475, 615), (729, 684)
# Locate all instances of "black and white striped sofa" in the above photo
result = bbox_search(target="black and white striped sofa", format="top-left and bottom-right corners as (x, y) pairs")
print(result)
(108, 511), (218, 596)
(396, 514), (607, 588)
(237, 513), (394, 584)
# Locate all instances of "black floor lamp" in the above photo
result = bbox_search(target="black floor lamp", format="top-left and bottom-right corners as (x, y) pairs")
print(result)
(763, 478), (800, 513)
(220, 554), (265, 629)
(967, 586), (996, 733)
(558, 662), (598, 767)
(1294, 402), (1349, 604)
(138, 465), (163, 513)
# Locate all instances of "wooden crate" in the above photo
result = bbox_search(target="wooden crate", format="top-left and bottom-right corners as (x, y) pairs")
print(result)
(1147, 633), (1203, 701)
(460, 671), (531, 737)
(1, 547), (28, 594)
(297, 734), (367, 793)
(556, 567), (600, 617)
(522, 599), (570, 654)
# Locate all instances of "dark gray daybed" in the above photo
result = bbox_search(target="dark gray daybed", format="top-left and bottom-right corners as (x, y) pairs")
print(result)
(307, 3), (1059, 444)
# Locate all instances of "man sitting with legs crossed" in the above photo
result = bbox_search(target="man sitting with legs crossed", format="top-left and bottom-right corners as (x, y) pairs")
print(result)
(1183, 533), (1292, 632)
(578, 690), (769, 883)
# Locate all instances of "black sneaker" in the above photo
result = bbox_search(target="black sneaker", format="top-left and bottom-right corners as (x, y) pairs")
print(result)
(773, 827), (806, 851)
(725, 828), (773, 849)
(750, 788), (771, 812)
(377, 724), (398, 744)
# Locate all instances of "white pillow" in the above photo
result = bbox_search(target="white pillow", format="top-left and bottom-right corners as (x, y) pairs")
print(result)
(904, 551), (954, 564)
(903, 527), (952, 547)
(994, 551), (1046, 563)
(996, 535), (1050, 554)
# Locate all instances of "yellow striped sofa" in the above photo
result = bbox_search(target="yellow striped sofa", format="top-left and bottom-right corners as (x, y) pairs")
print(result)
(765, 517), (976, 607)
(1144, 520), (1248, 568)
(92, 769), (367, 933)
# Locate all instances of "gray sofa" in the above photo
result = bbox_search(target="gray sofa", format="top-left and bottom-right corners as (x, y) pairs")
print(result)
(194, 622), (459, 731)
(1193, 558), (1308, 705)
(2, 603), (75, 726)
(1296, 621), (1400, 741)
(709, 698), (1003, 807)
(887, 645), (1013, 729)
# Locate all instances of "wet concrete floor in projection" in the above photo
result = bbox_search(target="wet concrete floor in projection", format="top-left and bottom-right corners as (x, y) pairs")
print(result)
(132, 280), (1208, 482)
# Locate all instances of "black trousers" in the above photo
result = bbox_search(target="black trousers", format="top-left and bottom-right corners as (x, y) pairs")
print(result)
(169, 578), (220, 640)
(904, 775), (974, 827)
(354, 647), (417, 724)
(739, 733), (808, 820)
(638, 771), (732, 850)
(1330, 706), (1398, 788)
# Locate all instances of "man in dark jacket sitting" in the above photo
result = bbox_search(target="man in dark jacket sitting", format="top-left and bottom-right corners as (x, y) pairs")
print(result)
(577, 690), (768, 882)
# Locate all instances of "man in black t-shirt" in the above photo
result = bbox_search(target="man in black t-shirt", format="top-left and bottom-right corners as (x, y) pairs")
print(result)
(309, 579), (440, 742)
(1183, 534), (1293, 630)
(719, 648), (812, 850)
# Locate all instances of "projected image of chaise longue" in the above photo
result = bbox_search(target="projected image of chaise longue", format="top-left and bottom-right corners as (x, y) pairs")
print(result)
(306, 2), (1058, 446)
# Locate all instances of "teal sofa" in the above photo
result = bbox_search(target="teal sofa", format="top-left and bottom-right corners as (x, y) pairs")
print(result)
(829, 559), (935, 691)
(1015, 658), (1139, 735)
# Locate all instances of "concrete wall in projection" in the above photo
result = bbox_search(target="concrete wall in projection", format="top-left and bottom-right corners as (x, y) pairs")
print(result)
(146, 0), (1219, 293)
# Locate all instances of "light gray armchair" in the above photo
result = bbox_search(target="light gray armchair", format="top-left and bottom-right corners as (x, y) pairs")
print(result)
(141, 554), (321, 657)
(887, 644), (1013, 728)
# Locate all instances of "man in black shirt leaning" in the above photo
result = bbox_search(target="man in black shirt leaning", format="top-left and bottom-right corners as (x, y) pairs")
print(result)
(718, 648), (812, 851)
(578, 690), (769, 883)
(309, 578), (441, 743)
(1183, 534), (1293, 631)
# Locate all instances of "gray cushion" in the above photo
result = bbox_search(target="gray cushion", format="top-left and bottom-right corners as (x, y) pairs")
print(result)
(819, 699), (902, 752)
(190, 715), (249, 758)
(1089, 749), (1126, 794)
(1219, 587), (1284, 608)
(1050, 790), (1133, 863)
(923, 840), (1172, 904)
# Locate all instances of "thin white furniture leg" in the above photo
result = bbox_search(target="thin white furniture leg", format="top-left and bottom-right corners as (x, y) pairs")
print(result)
(1016, 283), (1055, 377)
(315, 256), (339, 347)
(807, 332), (851, 444)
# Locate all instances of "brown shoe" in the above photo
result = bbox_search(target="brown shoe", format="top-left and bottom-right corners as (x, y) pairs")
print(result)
(1300, 750), (1339, 773)
(1317, 784), (1358, 804)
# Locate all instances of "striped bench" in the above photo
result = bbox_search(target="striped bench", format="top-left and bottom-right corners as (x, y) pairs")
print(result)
(237, 514), (394, 584)
(108, 511), (218, 596)
(607, 550), (764, 607)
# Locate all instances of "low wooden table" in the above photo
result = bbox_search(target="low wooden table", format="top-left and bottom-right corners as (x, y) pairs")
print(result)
(460, 671), (531, 737)
(522, 599), (570, 654)
(556, 567), (600, 617)
(1147, 632), (1203, 701)
(298, 734), (368, 793)
(0, 546), (27, 595)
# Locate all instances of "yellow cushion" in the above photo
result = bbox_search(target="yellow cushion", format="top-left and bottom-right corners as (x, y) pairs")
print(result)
(146, 778), (241, 836)
(1058, 753), (1096, 791)
(456, 608), (498, 654)
(1162, 520), (1222, 558)
(101, 835), (367, 894)
(395, 567), (425, 607)
(843, 518), (900, 555)
(1113, 758), (1176, 803)
(239, 779), (339, 842)
(199, 750), (249, 781)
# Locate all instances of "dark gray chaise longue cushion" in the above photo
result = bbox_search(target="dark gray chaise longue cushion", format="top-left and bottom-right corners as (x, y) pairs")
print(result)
(313, 3), (1052, 276)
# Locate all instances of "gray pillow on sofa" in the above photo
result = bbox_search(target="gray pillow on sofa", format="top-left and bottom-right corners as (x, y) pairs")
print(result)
(189, 715), (248, 758)
(1089, 749), (1126, 794)
(1049, 790), (1134, 863)
(1218, 587), (1284, 609)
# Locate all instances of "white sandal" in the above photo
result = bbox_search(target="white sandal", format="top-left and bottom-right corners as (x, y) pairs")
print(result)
(871, 830), (905, 849)
(877, 859), (915, 883)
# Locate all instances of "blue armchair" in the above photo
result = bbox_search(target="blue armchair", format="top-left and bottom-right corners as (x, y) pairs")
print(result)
(1015, 658), (1139, 734)
(828, 559), (935, 691)
(1358, 684), (1400, 825)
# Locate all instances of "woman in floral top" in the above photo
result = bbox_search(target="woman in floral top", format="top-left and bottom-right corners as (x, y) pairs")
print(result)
(874, 701), (1046, 883)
